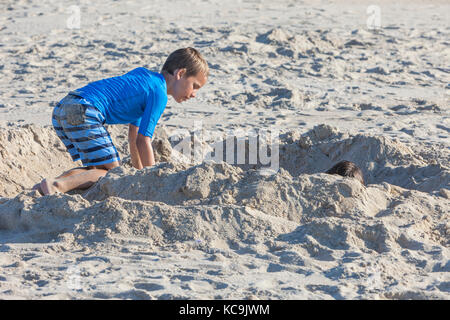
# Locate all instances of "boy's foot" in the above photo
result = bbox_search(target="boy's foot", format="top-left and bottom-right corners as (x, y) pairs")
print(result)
(32, 183), (44, 196)
(40, 179), (60, 195)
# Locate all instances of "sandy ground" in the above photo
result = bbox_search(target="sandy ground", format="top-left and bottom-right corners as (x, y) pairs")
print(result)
(0, 0), (449, 300)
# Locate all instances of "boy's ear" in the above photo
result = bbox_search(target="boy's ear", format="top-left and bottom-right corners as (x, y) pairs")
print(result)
(175, 68), (187, 79)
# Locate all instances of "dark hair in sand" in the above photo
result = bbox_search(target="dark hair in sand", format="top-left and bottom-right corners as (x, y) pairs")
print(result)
(326, 160), (365, 185)
(162, 47), (209, 78)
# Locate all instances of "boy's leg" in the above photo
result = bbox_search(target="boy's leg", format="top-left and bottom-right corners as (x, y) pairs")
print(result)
(40, 101), (122, 195)
(32, 167), (88, 194)
(40, 161), (119, 195)
(35, 98), (90, 194)
(55, 167), (89, 179)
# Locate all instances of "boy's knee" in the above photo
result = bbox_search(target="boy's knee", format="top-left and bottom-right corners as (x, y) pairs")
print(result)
(53, 179), (63, 191)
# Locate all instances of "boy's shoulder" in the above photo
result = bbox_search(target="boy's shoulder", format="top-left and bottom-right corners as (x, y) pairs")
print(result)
(127, 66), (152, 76)
(128, 67), (159, 76)
(128, 68), (165, 85)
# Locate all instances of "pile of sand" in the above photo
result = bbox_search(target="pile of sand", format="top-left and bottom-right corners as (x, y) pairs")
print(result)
(0, 124), (448, 298)
(2, 123), (447, 198)
(275, 124), (450, 196)
(0, 124), (74, 197)
(1, 150), (448, 255)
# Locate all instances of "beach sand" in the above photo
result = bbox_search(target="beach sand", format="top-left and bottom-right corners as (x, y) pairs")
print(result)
(0, 0), (448, 299)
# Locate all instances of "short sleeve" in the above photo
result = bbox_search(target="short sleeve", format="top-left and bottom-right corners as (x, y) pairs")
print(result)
(130, 117), (141, 127)
(137, 86), (167, 138)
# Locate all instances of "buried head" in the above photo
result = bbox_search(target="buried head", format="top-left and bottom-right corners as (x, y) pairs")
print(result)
(326, 160), (365, 185)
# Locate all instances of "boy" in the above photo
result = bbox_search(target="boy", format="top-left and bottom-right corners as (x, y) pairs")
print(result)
(36, 47), (208, 195)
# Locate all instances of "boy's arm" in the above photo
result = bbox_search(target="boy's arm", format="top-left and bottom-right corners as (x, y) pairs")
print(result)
(129, 124), (143, 169)
(136, 132), (156, 169)
(129, 124), (156, 169)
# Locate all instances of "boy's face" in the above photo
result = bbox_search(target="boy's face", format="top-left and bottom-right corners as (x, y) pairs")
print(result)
(172, 69), (207, 103)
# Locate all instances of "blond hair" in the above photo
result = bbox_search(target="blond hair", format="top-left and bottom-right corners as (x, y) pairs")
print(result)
(162, 47), (209, 78)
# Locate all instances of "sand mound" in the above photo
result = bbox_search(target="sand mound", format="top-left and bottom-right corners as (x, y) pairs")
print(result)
(1, 161), (447, 253)
(1, 152), (448, 300)
(1, 123), (447, 199)
(256, 28), (343, 57)
(0, 125), (75, 197)
(0, 123), (448, 299)
(276, 124), (450, 195)
(0, 188), (297, 249)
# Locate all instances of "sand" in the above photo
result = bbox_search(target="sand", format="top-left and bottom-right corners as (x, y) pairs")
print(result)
(0, 0), (449, 300)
